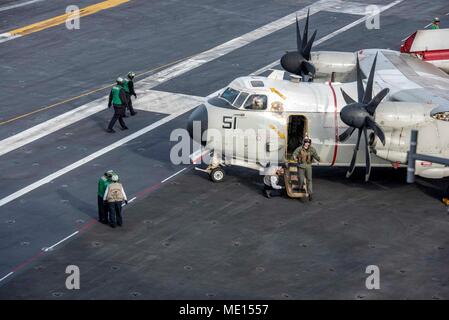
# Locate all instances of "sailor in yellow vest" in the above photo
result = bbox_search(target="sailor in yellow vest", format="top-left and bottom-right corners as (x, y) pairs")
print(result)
(103, 174), (128, 228)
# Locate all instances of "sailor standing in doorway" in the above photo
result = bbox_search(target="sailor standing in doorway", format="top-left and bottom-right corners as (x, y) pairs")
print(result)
(292, 137), (320, 201)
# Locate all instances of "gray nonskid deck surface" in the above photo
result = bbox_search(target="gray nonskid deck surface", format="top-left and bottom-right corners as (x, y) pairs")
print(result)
(1, 166), (448, 299)
(1, 0), (449, 299)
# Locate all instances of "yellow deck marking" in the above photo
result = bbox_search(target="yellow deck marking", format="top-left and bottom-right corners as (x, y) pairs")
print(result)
(8, 0), (130, 37)
(270, 87), (286, 100)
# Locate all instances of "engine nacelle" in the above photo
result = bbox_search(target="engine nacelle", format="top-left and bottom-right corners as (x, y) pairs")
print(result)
(373, 102), (447, 167)
(310, 51), (356, 76)
(375, 101), (435, 128)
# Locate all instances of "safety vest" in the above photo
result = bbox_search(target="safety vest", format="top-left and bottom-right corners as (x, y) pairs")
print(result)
(111, 86), (123, 105)
(122, 78), (130, 93)
(298, 148), (313, 164)
(431, 24), (439, 30)
(106, 182), (125, 202)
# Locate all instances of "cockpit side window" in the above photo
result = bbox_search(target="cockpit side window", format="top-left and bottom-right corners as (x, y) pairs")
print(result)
(243, 94), (268, 110)
(234, 92), (249, 108)
(220, 87), (240, 105)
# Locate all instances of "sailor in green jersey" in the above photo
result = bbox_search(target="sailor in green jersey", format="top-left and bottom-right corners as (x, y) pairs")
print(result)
(122, 71), (137, 116)
(97, 170), (114, 224)
(107, 77), (129, 133)
(431, 17), (440, 29)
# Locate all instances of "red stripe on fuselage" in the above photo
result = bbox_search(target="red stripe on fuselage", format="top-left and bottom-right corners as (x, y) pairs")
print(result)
(421, 49), (449, 61)
(328, 82), (339, 166)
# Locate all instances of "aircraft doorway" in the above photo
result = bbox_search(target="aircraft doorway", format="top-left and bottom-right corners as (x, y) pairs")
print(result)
(287, 115), (308, 160)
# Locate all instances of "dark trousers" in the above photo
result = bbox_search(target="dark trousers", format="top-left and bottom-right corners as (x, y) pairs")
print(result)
(97, 196), (108, 222)
(125, 93), (136, 115)
(264, 185), (282, 197)
(108, 105), (127, 129)
(108, 201), (123, 226)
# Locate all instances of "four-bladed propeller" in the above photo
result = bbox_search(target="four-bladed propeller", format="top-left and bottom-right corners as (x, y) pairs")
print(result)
(280, 9), (317, 80)
(338, 53), (390, 182)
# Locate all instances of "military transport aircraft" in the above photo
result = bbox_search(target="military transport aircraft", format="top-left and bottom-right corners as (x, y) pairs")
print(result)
(187, 11), (449, 197)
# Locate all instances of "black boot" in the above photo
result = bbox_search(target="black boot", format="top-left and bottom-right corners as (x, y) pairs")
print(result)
(107, 128), (115, 133)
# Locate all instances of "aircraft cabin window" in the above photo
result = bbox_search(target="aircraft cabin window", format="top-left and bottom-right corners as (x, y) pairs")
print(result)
(250, 80), (265, 87)
(234, 92), (249, 107)
(243, 94), (267, 110)
(220, 87), (240, 105)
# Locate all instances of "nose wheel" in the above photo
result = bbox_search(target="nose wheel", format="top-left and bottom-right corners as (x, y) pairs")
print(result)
(210, 167), (225, 182)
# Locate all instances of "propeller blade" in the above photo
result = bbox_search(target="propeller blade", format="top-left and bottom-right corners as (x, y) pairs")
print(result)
(301, 9), (310, 51)
(363, 53), (378, 104)
(340, 88), (356, 104)
(302, 60), (316, 77)
(338, 127), (355, 142)
(295, 15), (302, 53)
(346, 128), (363, 178)
(363, 127), (371, 182)
(302, 30), (317, 60)
(366, 117), (386, 145)
(366, 88), (389, 115)
(356, 55), (364, 103)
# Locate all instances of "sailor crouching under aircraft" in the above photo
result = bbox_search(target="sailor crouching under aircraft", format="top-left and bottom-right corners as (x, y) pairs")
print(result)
(263, 166), (285, 198)
(292, 138), (320, 201)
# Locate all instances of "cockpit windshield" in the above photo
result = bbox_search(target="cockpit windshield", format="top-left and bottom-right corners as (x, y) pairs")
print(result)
(219, 87), (250, 108)
(220, 87), (240, 105)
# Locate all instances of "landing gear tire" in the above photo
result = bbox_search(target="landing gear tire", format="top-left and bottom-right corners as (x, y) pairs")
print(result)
(210, 167), (225, 183)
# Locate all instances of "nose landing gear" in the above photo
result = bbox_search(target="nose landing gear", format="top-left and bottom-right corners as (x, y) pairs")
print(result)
(210, 167), (225, 182)
(194, 151), (226, 183)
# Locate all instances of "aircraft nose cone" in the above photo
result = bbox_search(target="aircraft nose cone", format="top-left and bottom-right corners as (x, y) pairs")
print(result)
(187, 104), (208, 146)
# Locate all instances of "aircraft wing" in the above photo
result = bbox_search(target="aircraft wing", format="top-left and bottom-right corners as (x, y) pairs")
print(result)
(359, 49), (449, 108)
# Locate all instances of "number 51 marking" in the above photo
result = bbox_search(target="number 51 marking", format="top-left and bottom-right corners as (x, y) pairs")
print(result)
(222, 116), (238, 129)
